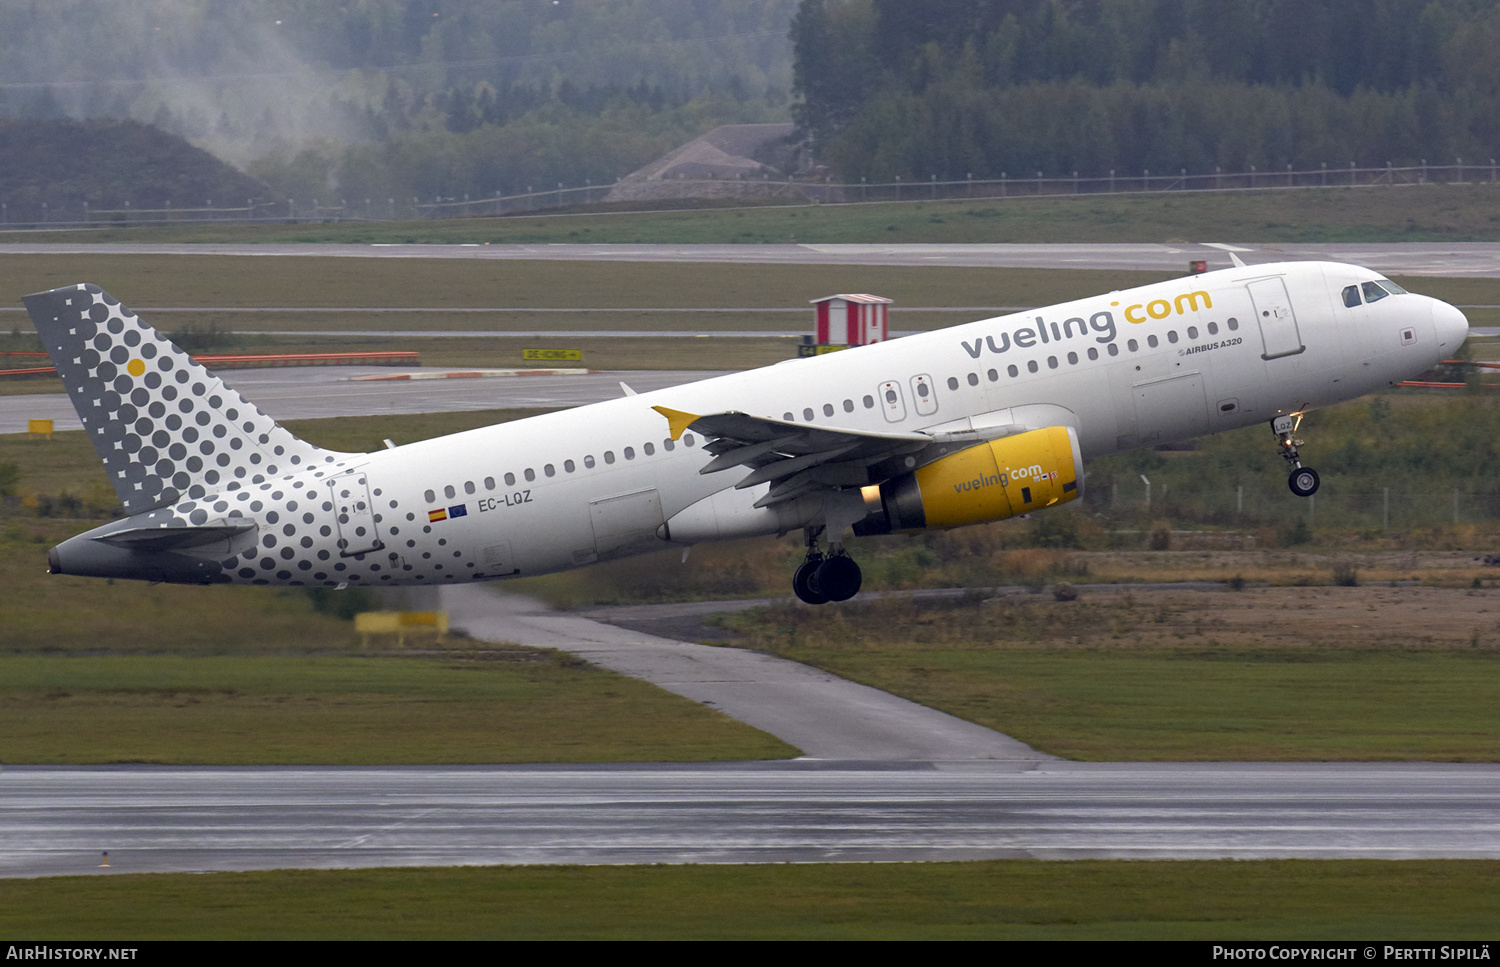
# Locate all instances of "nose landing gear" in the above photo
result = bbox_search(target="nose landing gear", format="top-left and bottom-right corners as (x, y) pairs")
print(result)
(792, 526), (862, 604)
(1272, 414), (1320, 497)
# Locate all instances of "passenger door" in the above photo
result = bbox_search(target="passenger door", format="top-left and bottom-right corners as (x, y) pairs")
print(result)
(1248, 277), (1305, 359)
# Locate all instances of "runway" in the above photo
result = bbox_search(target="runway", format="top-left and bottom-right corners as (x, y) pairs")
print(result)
(6, 761), (1500, 878)
(3, 241), (1500, 275)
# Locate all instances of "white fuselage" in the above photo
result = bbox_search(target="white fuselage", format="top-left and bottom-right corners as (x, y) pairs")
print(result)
(46, 261), (1469, 589)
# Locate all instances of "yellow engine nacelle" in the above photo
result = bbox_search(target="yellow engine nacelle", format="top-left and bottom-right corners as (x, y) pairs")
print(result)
(858, 425), (1083, 533)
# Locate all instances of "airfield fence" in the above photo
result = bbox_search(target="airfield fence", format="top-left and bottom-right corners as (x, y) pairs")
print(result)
(4, 161), (1497, 227)
(1089, 481), (1500, 539)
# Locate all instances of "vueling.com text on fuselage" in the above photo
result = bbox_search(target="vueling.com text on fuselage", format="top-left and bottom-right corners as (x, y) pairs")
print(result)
(960, 289), (1214, 359)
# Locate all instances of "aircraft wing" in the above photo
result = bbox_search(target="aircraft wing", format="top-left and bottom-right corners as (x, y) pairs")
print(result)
(653, 406), (931, 508)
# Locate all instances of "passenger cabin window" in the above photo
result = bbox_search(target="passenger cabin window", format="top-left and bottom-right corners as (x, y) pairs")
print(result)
(604, 451), (615, 464)
(444, 485), (456, 499)
(504, 473), (515, 486)
(643, 442), (655, 456)
(564, 459), (575, 473)
(484, 477), (495, 490)
(544, 464), (555, 477)
(945, 377), (958, 390)
(683, 434), (695, 447)
(524, 468), (536, 482)
(843, 399), (854, 412)
(584, 455), (595, 468)
(624, 447), (635, 460)
(663, 439), (675, 451)
(822, 404), (834, 417)
(464, 481), (475, 494)
(424, 489), (435, 503)
(967, 372), (979, 386)
(863, 396), (875, 409)
(803, 408), (814, 421)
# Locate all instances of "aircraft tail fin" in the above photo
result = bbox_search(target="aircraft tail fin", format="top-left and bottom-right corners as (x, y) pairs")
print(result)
(23, 283), (353, 514)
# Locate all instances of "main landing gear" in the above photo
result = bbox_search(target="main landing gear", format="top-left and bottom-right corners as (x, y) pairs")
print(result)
(1272, 414), (1320, 497)
(792, 526), (863, 604)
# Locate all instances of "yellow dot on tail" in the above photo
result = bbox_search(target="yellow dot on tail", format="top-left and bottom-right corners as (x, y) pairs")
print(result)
(126, 358), (145, 377)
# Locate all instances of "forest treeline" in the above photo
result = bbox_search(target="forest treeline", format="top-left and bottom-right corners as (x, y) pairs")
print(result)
(0, 1), (797, 205)
(791, 0), (1500, 181)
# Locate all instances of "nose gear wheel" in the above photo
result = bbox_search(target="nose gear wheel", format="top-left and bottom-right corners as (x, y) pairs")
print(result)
(1289, 467), (1320, 498)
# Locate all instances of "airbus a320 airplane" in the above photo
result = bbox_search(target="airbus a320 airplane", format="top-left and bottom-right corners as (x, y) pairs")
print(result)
(26, 259), (1468, 604)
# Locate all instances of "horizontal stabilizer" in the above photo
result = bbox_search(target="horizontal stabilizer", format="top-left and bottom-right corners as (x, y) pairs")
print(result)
(93, 520), (258, 553)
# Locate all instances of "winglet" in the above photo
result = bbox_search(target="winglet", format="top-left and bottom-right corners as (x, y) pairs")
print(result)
(652, 405), (700, 441)
(1230, 253), (1246, 268)
(620, 381), (637, 397)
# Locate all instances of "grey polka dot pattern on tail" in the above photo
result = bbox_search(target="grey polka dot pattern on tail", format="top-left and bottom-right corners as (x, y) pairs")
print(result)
(22, 284), (349, 515)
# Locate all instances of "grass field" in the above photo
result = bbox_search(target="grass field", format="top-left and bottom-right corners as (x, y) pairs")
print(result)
(4, 860), (1498, 939)
(0, 407), (800, 764)
(713, 589), (1500, 761)
(6, 182), (1500, 246)
(0, 250), (1492, 347)
(0, 253), (1180, 318)
(4, 196), (1498, 933)
(0, 654), (795, 764)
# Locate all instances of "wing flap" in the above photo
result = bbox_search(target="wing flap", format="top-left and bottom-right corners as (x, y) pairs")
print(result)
(654, 406), (932, 507)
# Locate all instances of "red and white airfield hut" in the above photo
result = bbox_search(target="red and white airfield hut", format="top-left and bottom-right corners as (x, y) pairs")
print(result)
(811, 293), (891, 347)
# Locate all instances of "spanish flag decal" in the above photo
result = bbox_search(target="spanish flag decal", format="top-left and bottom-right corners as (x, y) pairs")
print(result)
(428, 504), (467, 523)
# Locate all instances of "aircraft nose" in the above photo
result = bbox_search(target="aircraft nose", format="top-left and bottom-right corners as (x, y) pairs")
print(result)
(1432, 298), (1469, 348)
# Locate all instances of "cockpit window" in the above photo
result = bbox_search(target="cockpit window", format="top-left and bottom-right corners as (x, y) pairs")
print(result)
(1342, 285), (1361, 308)
(1361, 281), (1389, 304)
(1379, 279), (1408, 295)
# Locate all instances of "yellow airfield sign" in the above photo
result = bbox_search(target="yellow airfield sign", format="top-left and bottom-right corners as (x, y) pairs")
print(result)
(523, 348), (582, 361)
